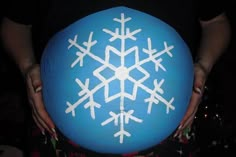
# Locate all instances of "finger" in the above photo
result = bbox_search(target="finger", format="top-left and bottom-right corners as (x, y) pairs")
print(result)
(174, 116), (195, 139)
(32, 105), (58, 140)
(34, 94), (56, 131)
(32, 113), (45, 135)
(32, 113), (58, 142)
(27, 64), (42, 93)
(29, 86), (58, 139)
(177, 112), (196, 137)
(174, 63), (208, 138)
(180, 92), (201, 125)
(179, 65), (206, 127)
(181, 113), (195, 129)
(193, 63), (207, 92)
(26, 66), (56, 133)
(174, 92), (201, 137)
(31, 104), (52, 134)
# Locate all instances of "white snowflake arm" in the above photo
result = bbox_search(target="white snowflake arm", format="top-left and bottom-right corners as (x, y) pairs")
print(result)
(142, 38), (174, 72)
(68, 32), (97, 68)
(65, 78), (101, 118)
(114, 129), (131, 144)
(124, 110), (143, 124)
(101, 112), (120, 126)
(144, 79), (175, 114)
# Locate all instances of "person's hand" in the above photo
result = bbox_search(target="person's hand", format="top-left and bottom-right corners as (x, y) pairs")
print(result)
(174, 62), (209, 140)
(24, 64), (57, 140)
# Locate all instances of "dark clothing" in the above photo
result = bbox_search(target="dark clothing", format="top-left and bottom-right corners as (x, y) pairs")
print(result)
(5, 0), (225, 60)
(3, 1), (226, 157)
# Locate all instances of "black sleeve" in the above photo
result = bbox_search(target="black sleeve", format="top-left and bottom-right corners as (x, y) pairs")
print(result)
(197, 0), (227, 21)
(3, 0), (34, 25)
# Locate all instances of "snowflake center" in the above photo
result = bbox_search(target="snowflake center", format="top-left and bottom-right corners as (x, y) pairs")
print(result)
(115, 66), (129, 80)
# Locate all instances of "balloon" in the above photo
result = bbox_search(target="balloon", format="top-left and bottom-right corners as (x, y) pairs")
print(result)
(40, 6), (194, 154)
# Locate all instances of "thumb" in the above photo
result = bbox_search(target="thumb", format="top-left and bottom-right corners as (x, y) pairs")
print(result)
(193, 62), (208, 94)
(26, 64), (42, 93)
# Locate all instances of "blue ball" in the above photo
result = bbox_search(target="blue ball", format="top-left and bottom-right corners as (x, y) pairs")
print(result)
(41, 6), (194, 154)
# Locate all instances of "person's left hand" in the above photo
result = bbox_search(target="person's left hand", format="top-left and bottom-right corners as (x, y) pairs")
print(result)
(173, 62), (209, 139)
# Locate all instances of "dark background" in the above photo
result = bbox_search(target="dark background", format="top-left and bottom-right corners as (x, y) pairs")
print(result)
(0, 1), (235, 156)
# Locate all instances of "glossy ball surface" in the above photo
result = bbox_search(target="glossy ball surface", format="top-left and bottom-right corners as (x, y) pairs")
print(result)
(41, 7), (194, 154)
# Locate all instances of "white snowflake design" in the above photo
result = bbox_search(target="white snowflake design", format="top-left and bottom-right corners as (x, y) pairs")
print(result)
(65, 13), (175, 144)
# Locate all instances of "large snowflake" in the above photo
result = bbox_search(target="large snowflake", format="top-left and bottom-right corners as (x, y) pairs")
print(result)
(65, 13), (175, 144)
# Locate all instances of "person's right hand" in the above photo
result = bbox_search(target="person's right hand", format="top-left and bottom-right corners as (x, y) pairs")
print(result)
(24, 64), (57, 139)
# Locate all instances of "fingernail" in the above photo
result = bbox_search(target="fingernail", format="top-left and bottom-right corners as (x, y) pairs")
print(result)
(51, 128), (56, 133)
(44, 138), (47, 144)
(55, 136), (59, 141)
(194, 87), (202, 95)
(41, 130), (45, 136)
(50, 128), (58, 141)
(35, 85), (42, 93)
(178, 134), (183, 140)
(178, 125), (182, 130)
(173, 133), (178, 138)
(186, 133), (191, 140)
